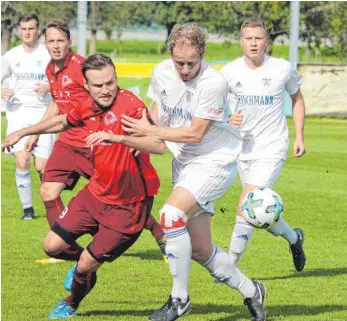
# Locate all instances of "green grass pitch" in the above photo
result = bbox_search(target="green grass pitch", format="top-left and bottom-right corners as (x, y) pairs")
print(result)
(1, 108), (347, 320)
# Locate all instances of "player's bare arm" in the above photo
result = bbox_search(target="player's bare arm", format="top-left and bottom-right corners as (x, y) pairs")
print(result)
(291, 88), (306, 157)
(87, 109), (165, 154)
(122, 110), (213, 144)
(2, 114), (69, 152)
(149, 102), (159, 125)
(24, 98), (60, 152)
(86, 131), (166, 155)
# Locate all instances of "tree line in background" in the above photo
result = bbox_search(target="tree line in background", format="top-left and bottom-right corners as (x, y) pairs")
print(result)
(1, 1), (347, 61)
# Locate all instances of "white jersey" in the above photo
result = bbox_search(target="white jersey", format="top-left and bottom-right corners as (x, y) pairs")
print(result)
(1, 44), (51, 117)
(221, 55), (303, 160)
(147, 59), (241, 166)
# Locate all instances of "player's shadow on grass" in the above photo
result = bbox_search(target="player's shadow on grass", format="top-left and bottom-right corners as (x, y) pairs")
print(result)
(214, 304), (347, 321)
(260, 267), (347, 280)
(80, 303), (346, 319)
(123, 249), (163, 261)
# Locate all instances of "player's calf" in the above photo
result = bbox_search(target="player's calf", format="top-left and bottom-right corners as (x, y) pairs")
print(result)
(159, 204), (191, 303)
(229, 216), (254, 265)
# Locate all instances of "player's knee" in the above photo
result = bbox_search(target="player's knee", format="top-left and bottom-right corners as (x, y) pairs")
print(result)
(15, 157), (30, 171)
(40, 182), (60, 201)
(159, 204), (188, 232)
(43, 235), (63, 257)
(77, 250), (100, 274)
(192, 243), (211, 264)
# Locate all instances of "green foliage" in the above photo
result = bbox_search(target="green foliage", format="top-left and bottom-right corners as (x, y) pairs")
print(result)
(227, 2), (290, 39)
(97, 2), (155, 43)
(2, 113), (347, 321)
(1, 1), (77, 27)
(327, 2), (347, 61)
(67, 39), (344, 64)
(2, 1), (346, 61)
(151, 1), (237, 39)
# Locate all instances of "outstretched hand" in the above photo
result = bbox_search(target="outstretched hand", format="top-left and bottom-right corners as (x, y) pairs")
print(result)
(121, 109), (153, 137)
(2, 131), (22, 152)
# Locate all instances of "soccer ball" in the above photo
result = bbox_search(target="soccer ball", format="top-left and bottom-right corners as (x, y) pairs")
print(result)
(241, 187), (284, 229)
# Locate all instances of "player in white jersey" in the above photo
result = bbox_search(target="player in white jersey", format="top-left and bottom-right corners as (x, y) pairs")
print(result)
(221, 17), (306, 272)
(121, 23), (267, 321)
(1, 13), (55, 220)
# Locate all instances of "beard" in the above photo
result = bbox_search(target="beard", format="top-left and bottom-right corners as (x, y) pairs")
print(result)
(95, 96), (116, 110)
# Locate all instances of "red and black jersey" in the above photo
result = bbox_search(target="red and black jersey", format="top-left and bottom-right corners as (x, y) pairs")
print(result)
(67, 89), (160, 205)
(46, 51), (97, 147)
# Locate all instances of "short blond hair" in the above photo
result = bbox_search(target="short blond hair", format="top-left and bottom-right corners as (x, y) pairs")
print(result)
(168, 22), (207, 54)
(240, 17), (268, 36)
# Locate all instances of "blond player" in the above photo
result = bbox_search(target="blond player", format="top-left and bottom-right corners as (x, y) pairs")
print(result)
(122, 23), (267, 321)
(221, 17), (306, 272)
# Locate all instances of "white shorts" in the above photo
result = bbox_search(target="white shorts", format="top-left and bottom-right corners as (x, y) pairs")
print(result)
(5, 115), (55, 159)
(172, 158), (237, 214)
(237, 158), (284, 188)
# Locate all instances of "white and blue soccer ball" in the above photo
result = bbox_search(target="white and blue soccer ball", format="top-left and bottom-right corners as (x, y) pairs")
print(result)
(241, 187), (284, 229)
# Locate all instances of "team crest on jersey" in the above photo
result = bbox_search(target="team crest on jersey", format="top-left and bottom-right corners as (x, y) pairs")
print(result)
(36, 60), (42, 67)
(104, 111), (118, 126)
(186, 90), (193, 103)
(61, 75), (73, 87)
(263, 78), (272, 86)
(160, 89), (169, 106)
(160, 90), (167, 98)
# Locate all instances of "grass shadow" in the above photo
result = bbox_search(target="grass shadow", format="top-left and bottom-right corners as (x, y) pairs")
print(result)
(123, 249), (163, 261)
(214, 304), (346, 321)
(259, 267), (347, 281)
(80, 303), (346, 320)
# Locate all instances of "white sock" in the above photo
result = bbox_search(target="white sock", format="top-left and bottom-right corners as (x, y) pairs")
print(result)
(203, 244), (256, 298)
(229, 216), (254, 265)
(267, 218), (298, 244)
(15, 169), (32, 209)
(165, 228), (191, 303)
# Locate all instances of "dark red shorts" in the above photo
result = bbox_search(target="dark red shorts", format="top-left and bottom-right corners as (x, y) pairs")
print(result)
(42, 140), (93, 190)
(52, 187), (154, 262)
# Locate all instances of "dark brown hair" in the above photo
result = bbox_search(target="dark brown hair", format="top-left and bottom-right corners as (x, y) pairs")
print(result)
(82, 54), (116, 79)
(18, 12), (40, 27)
(44, 20), (70, 40)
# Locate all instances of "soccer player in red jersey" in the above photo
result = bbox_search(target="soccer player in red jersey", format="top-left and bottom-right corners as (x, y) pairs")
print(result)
(19, 20), (166, 264)
(3, 54), (166, 318)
